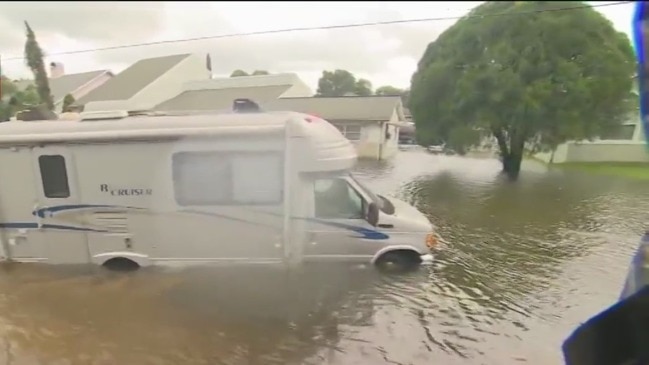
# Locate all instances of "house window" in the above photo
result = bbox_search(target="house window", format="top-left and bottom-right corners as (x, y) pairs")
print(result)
(333, 124), (362, 141)
(172, 151), (283, 206)
(38, 155), (70, 198)
(599, 124), (637, 140)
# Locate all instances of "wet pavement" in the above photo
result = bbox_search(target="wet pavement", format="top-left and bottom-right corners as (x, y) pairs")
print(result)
(0, 150), (647, 365)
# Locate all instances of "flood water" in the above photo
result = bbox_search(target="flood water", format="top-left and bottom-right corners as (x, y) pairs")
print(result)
(1, 150), (648, 365)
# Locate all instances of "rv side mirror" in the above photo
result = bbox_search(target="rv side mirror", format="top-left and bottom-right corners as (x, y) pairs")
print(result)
(367, 202), (379, 227)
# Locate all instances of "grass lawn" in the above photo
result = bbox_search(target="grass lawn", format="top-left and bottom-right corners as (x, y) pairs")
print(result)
(555, 162), (649, 180)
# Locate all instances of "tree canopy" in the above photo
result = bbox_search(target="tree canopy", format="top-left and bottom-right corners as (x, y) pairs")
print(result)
(375, 85), (403, 96)
(230, 69), (249, 77)
(230, 69), (270, 77)
(24, 21), (53, 111)
(410, 1), (636, 179)
(316, 69), (373, 96)
(376, 86), (411, 107)
(0, 77), (40, 121)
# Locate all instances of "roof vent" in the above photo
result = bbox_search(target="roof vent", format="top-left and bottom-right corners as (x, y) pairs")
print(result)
(233, 98), (261, 113)
(15, 106), (58, 121)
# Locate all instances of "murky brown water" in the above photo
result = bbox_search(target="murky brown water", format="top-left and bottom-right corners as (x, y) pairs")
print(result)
(0, 150), (647, 365)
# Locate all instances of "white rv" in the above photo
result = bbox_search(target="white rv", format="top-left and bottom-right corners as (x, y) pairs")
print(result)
(0, 109), (437, 270)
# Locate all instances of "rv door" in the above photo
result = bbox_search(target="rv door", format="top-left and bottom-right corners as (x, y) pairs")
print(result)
(31, 147), (90, 264)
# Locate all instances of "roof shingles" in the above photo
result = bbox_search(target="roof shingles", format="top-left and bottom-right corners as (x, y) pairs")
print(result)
(76, 54), (191, 105)
(155, 84), (292, 112)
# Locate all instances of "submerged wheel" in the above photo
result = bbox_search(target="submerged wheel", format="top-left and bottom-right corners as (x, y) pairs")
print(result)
(375, 250), (422, 273)
(102, 257), (140, 272)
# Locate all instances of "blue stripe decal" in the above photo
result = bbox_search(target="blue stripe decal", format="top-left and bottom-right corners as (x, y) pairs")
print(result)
(4, 204), (390, 240)
(303, 218), (390, 240)
(0, 222), (107, 232)
(33, 204), (145, 218)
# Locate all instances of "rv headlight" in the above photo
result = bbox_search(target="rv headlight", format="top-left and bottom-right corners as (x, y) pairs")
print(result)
(425, 232), (439, 249)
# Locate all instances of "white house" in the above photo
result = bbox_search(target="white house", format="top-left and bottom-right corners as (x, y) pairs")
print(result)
(15, 62), (113, 113)
(534, 119), (648, 163)
(76, 54), (210, 112)
(262, 96), (405, 160)
(75, 53), (404, 160)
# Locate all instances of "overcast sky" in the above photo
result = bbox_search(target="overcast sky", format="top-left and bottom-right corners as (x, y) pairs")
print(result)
(0, 1), (637, 90)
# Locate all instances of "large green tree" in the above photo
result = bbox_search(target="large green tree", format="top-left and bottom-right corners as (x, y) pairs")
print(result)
(0, 77), (40, 121)
(316, 69), (373, 96)
(375, 86), (411, 107)
(24, 21), (54, 111)
(410, 1), (635, 179)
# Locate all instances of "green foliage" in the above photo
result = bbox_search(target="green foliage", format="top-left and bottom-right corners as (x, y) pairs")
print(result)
(316, 69), (373, 96)
(376, 86), (411, 107)
(230, 69), (249, 77)
(230, 70), (270, 77)
(24, 21), (54, 111)
(62, 93), (75, 112)
(0, 77), (40, 121)
(410, 1), (636, 178)
(375, 85), (403, 96)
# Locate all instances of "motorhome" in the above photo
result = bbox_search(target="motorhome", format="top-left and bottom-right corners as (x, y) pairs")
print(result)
(0, 106), (437, 270)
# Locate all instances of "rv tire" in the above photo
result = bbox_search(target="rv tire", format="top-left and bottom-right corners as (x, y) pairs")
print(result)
(102, 257), (140, 272)
(375, 250), (421, 273)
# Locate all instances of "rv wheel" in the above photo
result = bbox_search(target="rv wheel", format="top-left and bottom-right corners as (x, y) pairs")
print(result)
(102, 257), (140, 272)
(375, 250), (422, 273)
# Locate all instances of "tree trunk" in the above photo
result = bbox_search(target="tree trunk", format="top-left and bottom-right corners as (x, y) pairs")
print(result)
(501, 152), (523, 180)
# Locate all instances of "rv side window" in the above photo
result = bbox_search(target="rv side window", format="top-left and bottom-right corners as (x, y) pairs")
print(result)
(172, 152), (283, 206)
(38, 155), (70, 198)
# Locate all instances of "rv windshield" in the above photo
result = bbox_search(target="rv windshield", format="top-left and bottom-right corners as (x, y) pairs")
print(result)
(349, 174), (394, 215)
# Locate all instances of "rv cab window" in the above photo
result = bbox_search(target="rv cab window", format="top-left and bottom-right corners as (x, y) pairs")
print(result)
(314, 178), (364, 219)
(38, 155), (70, 198)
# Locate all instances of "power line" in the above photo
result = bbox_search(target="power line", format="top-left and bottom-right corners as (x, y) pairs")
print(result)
(0, 1), (633, 62)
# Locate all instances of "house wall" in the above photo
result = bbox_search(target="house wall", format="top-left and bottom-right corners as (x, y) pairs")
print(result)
(358, 123), (383, 160)
(382, 108), (401, 159)
(535, 141), (648, 163)
(534, 121), (648, 164)
(128, 54), (210, 110)
(331, 120), (399, 160)
(565, 142), (649, 163)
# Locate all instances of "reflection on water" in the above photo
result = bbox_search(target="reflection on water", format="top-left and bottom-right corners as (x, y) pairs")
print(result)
(1, 151), (648, 364)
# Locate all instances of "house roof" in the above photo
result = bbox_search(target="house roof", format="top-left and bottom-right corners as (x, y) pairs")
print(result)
(183, 73), (310, 92)
(155, 84), (293, 111)
(76, 54), (191, 105)
(14, 70), (111, 104)
(261, 95), (404, 121)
